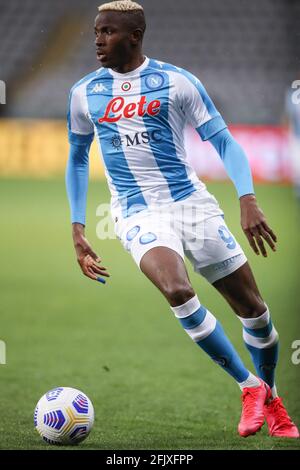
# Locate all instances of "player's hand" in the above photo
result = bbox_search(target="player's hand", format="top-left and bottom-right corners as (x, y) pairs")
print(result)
(240, 194), (277, 257)
(72, 223), (110, 282)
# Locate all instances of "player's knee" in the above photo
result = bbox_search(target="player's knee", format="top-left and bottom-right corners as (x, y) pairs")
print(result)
(238, 296), (267, 318)
(164, 284), (195, 307)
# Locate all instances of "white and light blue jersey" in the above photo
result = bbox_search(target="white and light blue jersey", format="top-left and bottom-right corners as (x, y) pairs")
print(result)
(67, 57), (227, 218)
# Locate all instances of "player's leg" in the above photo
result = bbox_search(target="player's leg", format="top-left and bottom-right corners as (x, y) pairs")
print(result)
(115, 208), (270, 436)
(185, 209), (299, 438)
(140, 246), (195, 306)
(139, 246), (271, 437)
(212, 261), (299, 437)
(187, 211), (278, 395)
(140, 245), (257, 384)
(212, 262), (278, 394)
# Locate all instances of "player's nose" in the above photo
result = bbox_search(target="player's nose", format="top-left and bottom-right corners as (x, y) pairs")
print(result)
(95, 34), (105, 47)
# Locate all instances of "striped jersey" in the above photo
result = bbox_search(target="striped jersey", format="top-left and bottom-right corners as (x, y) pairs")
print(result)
(67, 57), (227, 218)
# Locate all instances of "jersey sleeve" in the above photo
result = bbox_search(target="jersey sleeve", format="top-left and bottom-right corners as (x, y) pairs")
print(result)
(209, 128), (255, 198)
(65, 142), (90, 225)
(177, 69), (227, 141)
(67, 84), (94, 146)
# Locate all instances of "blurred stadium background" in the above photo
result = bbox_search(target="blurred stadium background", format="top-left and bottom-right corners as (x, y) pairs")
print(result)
(0, 0), (299, 450)
(1, 0), (300, 179)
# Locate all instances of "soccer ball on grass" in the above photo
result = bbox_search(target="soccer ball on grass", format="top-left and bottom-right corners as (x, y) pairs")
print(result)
(34, 387), (94, 445)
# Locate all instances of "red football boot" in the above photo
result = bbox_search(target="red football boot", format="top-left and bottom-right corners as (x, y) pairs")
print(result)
(238, 379), (271, 437)
(264, 397), (299, 438)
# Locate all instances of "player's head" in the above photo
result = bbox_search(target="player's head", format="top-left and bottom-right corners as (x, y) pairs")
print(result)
(95, 0), (146, 69)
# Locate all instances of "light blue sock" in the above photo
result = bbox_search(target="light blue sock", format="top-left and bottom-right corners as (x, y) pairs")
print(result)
(171, 296), (250, 383)
(238, 307), (279, 395)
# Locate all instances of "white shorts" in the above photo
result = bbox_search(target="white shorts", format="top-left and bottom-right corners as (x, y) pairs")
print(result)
(114, 191), (247, 284)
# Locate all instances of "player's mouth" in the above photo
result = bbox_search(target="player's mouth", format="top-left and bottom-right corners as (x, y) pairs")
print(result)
(96, 49), (108, 61)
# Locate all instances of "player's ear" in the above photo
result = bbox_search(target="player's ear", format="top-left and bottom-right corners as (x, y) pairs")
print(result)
(130, 28), (143, 45)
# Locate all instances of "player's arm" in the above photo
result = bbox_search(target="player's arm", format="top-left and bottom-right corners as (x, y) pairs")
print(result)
(66, 142), (109, 281)
(178, 69), (277, 257)
(208, 129), (277, 257)
(66, 86), (109, 281)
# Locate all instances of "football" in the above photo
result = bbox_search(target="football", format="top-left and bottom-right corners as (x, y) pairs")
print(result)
(34, 387), (94, 445)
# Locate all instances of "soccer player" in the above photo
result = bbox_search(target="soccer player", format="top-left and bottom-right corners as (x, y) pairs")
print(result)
(66, 0), (299, 438)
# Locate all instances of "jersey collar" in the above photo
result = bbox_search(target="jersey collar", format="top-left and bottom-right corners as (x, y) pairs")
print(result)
(108, 56), (149, 78)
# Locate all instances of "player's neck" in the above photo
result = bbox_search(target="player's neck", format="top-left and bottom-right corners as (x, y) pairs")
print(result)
(110, 53), (145, 74)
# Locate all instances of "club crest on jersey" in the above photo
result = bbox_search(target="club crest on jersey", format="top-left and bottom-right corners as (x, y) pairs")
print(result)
(98, 96), (161, 123)
(145, 73), (164, 90)
(121, 81), (131, 92)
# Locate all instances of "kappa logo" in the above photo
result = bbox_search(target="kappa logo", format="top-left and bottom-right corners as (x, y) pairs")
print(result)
(91, 83), (108, 93)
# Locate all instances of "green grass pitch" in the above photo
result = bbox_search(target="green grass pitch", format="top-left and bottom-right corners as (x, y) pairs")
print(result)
(0, 178), (299, 450)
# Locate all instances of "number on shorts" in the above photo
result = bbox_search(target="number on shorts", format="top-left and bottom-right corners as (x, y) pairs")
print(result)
(218, 225), (236, 250)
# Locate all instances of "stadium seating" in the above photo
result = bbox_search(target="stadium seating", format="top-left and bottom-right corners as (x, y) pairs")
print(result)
(0, 0), (298, 123)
